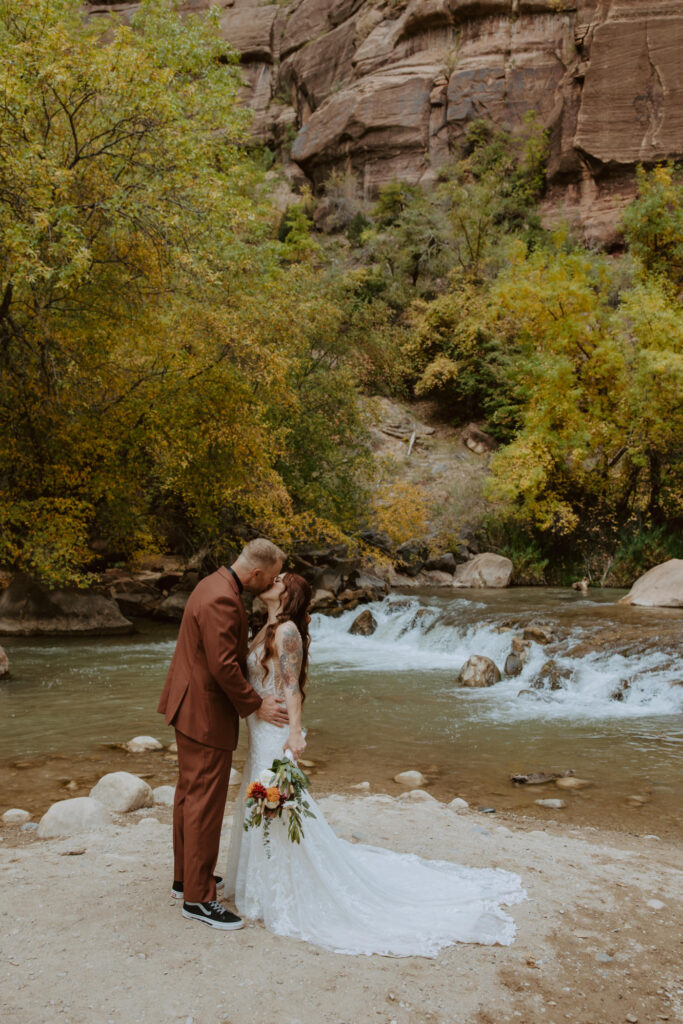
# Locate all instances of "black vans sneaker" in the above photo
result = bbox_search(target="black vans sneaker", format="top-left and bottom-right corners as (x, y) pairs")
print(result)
(171, 875), (224, 899)
(181, 900), (244, 930)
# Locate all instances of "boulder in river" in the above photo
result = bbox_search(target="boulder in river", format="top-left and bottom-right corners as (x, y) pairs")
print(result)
(0, 575), (133, 636)
(504, 653), (524, 677)
(532, 660), (570, 691)
(453, 553), (513, 589)
(393, 770), (426, 789)
(458, 655), (501, 688)
(90, 771), (153, 813)
(523, 623), (556, 645)
(125, 735), (163, 753)
(349, 609), (377, 636)
(619, 558), (683, 608)
(38, 797), (113, 838)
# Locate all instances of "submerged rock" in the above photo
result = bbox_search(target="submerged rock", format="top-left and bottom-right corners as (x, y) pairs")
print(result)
(619, 558), (683, 608)
(532, 660), (570, 691)
(555, 777), (592, 790)
(349, 608), (377, 636)
(38, 797), (113, 838)
(90, 771), (153, 813)
(535, 798), (566, 809)
(458, 655), (501, 688)
(453, 553), (513, 589)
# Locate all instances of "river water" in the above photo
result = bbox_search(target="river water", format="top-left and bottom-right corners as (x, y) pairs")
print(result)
(1, 588), (681, 833)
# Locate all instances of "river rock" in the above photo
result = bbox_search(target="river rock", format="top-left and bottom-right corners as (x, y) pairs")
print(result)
(535, 798), (566, 809)
(511, 637), (531, 660)
(399, 789), (437, 803)
(619, 558), (683, 608)
(310, 588), (337, 612)
(523, 623), (556, 645)
(424, 552), (459, 574)
(38, 797), (113, 838)
(555, 776), (592, 790)
(458, 655), (501, 688)
(448, 797), (469, 811)
(532, 660), (570, 691)
(394, 539), (429, 577)
(393, 770), (426, 789)
(154, 590), (190, 621)
(152, 785), (176, 807)
(0, 645), (8, 676)
(0, 575), (134, 636)
(90, 772), (153, 812)
(349, 609), (377, 636)
(504, 653), (523, 677)
(453, 553), (513, 589)
(2, 808), (31, 825)
(125, 735), (163, 753)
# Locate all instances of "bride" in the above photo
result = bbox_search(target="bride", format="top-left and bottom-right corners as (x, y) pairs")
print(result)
(225, 572), (526, 957)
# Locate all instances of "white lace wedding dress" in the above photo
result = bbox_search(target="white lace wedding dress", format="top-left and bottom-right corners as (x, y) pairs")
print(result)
(224, 644), (526, 957)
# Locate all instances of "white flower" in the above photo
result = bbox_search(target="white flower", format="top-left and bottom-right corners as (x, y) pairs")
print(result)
(283, 800), (296, 810)
(265, 799), (280, 810)
(257, 770), (275, 787)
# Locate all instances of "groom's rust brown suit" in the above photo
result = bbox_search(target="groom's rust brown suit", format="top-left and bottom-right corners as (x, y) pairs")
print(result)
(158, 567), (262, 904)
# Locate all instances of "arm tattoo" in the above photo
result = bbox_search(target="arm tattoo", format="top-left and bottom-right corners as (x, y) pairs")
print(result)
(277, 623), (302, 694)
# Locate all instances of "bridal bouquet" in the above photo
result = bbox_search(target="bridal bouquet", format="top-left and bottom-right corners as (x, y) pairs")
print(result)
(243, 756), (315, 856)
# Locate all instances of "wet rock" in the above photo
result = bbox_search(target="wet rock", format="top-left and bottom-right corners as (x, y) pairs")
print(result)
(152, 785), (176, 807)
(619, 558), (683, 608)
(458, 655), (501, 688)
(532, 660), (570, 691)
(572, 577), (590, 593)
(424, 552), (459, 574)
(448, 798), (469, 811)
(535, 798), (566, 809)
(346, 570), (388, 601)
(555, 776), (592, 791)
(511, 637), (531, 661)
(154, 590), (190, 621)
(349, 609), (377, 636)
(358, 529), (393, 555)
(627, 794), (649, 806)
(645, 898), (665, 910)
(108, 577), (160, 618)
(309, 588), (337, 612)
(511, 770), (574, 786)
(0, 575), (134, 636)
(523, 623), (557, 645)
(419, 569), (455, 587)
(38, 797), (113, 838)
(125, 735), (163, 753)
(2, 808), (30, 825)
(595, 952), (614, 964)
(90, 771), (153, 813)
(610, 678), (631, 701)
(393, 770), (426, 789)
(453, 553), (513, 589)
(0, 645), (8, 676)
(338, 587), (366, 609)
(505, 653), (523, 677)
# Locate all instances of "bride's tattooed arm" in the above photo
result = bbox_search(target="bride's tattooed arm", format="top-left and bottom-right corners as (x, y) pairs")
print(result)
(275, 622), (306, 759)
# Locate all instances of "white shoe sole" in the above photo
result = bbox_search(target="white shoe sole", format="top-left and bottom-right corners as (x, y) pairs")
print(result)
(181, 908), (244, 930)
(171, 879), (224, 899)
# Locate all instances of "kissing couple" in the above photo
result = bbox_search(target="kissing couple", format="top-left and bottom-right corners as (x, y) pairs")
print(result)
(158, 538), (525, 956)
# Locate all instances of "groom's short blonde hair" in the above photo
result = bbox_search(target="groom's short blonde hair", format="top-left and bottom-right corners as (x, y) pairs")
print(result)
(240, 538), (286, 569)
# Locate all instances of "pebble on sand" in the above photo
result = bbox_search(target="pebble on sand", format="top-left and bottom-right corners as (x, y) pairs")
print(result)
(2, 808), (31, 825)
(399, 789), (437, 803)
(393, 770), (426, 788)
(90, 772), (153, 813)
(152, 785), (176, 807)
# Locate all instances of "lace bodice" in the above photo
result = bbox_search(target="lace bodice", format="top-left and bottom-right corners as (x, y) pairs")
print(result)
(223, 646), (526, 957)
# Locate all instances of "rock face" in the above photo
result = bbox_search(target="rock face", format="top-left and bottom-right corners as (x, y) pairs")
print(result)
(457, 654), (501, 687)
(37, 797), (113, 838)
(619, 558), (683, 608)
(89, 772), (154, 813)
(87, 0), (683, 245)
(453, 553), (513, 588)
(0, 575), (133, 636)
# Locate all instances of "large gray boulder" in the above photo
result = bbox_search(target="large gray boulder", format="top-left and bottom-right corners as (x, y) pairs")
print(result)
(619, 559), (683, 608)
(38, 797), (113, 838)
(89, 772), (153, 813)
(453, 553), (513, 589)
(0, 576), (133, 636)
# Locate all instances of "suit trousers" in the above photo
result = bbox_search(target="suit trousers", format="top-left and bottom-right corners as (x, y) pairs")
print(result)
(173, 729), (233, 903)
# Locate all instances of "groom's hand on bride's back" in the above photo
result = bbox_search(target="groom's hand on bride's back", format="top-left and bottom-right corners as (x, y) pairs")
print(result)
(256, 695), (289, 727)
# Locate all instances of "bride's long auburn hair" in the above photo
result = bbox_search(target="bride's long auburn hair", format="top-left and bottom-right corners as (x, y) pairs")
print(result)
(261, 572), (312, 703)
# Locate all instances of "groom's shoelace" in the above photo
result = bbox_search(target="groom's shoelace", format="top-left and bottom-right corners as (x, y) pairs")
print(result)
(206, 900), (230, 916)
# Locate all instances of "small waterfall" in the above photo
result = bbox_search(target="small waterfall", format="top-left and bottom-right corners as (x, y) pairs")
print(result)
(310, 597), (683, 721)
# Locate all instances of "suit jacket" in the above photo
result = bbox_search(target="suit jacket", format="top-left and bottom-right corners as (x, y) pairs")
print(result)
(157, 567), (263, 749)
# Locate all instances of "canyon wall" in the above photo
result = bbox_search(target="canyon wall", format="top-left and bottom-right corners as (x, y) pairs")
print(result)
(89, 1), (683, 244)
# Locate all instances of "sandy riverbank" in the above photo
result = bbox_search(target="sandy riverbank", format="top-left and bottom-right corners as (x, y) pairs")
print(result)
(1, 792), (681, 1024)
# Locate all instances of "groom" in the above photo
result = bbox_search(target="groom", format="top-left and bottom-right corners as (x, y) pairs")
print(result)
(158, 538), (288, 930)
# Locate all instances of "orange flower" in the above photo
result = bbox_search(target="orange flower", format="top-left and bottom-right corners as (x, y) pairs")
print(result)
(247, 782), (267, 800)
(265, 786), (281, 804)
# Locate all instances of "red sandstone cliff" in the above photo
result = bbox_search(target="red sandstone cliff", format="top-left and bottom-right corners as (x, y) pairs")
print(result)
(89, 1), (683, 244)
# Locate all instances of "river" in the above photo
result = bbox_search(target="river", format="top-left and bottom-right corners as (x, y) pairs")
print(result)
(1, 588), (681, 835)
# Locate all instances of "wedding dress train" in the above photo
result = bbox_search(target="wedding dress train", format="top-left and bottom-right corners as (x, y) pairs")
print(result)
(224, 644), (526, 957)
